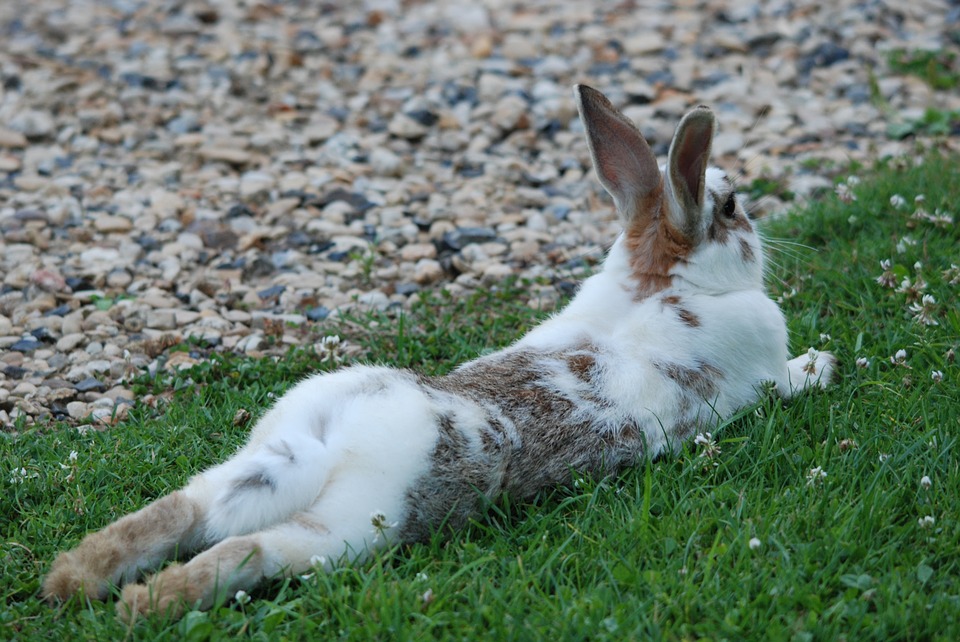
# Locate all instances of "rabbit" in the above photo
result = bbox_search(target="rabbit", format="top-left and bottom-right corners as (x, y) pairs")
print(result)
(42, 84), (835, 620)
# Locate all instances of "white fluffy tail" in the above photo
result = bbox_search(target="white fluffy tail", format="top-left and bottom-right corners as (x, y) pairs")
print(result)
(203, 433), (332, 541)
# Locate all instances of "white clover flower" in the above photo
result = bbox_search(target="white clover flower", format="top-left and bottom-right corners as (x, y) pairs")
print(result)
(838, 438), (858, 452)
(694, 432), (721, 459)
(803, 348), (820, 375)
(416, 572), (429, 582)
(309, 555), (327, 568)
(920, 476), (932, 490)
(890, 349), (908, 366)
(317, 335), (344, 363)
(931, 370), (943, 383)
(876, 260), (897, 287)
(896, 274), (927, 299)
(856, 357), (870, 369)
(69, 450), (78, 463)
(806, 466), (827, 486)
(421, 588), (435, 605)
(819, 333), (831, 343)
(918, 515), (935, 528)
(909, 294), (938, 326)
(878, 453), (891, 463)
(915, 195), (926, 204)
(748, 537), (762, 550)
(943, 264), (960, 285)
(895, 235), (917, 254)
(890, 194), (907, 209)
(370, 510), (398, 536)
(932, 209), (954, 226)
(835, 182), (856, 203)
(235, 590), (251, 605)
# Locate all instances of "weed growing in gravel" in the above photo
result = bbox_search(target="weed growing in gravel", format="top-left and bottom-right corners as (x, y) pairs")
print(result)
(887, 49), (960, 91)
(2, 154), (959, 640)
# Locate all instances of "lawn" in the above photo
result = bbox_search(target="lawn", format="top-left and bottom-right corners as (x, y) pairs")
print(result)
(3, 154), (959, 640)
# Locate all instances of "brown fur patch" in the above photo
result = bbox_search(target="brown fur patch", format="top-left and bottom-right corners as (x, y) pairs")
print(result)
(623, 182), (694, 300)
(401, 347), (647, 541)
(656, 362), (723, 399)
(566, 352), (596, 383)
(677, 308), (701, 327)
(661, 295), (701, 328)
(738, 237), (755, 263)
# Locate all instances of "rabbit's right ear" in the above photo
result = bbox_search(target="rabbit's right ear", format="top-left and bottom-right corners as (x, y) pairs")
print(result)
(575, 84), (663, 221)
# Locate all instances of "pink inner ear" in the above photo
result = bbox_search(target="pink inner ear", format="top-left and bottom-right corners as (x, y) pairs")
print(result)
(672, 124), (711, 206)
(577, 85), (661, 214)
(588, 115), (660, 201)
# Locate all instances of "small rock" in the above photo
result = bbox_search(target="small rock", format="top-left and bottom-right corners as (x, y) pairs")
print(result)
(370, 148), (404, 177)
(388, 113), (429, 140)
(0, 127), (28, 148)
(31, 269), (69, 292)
(304, 116), (340, 143)
(443, 227), (499, 251)
(400, 243), (437, 261)
(305, 306), (330, 321)
(57, 333), (86, 351)
(94, 214), (134, 233)
(413, 258), (444, 284)
(4, 365), (28, 379)
(74, 378), (107, 393)
(12, 382), (38, 397)
(198, 147), (252, 165)
(623, 32), (667, 56)
(491, 95), (529, 132)
(9, 109), (55, 139)
(240, 171), (275, 199)
(146, 310), (177, 330)
(0, 155), (22, 172)
(66, 401), (90, 420)
(10, 339), (41, 353)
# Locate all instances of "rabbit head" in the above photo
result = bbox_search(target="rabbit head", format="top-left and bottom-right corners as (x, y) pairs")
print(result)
(575, 84), (763, 299)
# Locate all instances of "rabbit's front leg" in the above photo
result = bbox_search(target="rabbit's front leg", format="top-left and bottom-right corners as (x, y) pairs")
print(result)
(781, 349), (836, 398)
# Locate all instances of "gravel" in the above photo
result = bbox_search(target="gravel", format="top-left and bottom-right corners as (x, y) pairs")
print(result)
(2, 0), (959, 429)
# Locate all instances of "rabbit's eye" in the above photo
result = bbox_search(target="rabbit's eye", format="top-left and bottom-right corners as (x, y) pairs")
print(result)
(722, 194), (737, 219)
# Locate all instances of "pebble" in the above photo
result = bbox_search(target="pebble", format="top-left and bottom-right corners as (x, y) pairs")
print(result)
(9, 109), (55, 139)
(0, 127), (29, 148)
(0, 155), (22, 172)
(0, 0), (956, 429)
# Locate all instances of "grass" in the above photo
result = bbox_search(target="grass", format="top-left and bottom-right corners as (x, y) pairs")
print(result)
(3, 154), (959, 640)
(887, 49), (959, 92)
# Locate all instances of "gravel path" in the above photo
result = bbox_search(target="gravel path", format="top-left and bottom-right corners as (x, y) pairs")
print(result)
(1, 0), (959, 429)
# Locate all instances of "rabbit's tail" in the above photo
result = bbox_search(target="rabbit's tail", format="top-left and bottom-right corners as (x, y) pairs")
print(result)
(201, 433), (333, 541)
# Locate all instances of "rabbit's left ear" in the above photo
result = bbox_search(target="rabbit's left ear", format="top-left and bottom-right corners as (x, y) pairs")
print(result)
(665, 106), (715, 242)
(575, 84), (663, 222)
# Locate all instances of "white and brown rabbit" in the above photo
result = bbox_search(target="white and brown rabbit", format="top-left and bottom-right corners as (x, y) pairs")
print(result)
(43, 84), (834, 619)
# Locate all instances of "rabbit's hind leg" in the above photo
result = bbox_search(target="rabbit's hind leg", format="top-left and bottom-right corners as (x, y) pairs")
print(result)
(116, 423), (431, 620)
(42, 487), (206, 603)
(43, 432), (332, 604)
(116, 492), (399, 620)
